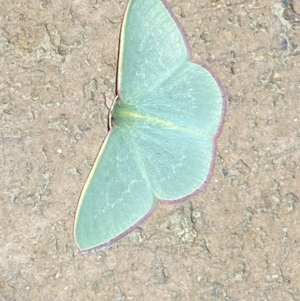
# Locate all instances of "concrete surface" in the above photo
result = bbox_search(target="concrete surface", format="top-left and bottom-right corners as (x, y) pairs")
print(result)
(1, 0), (300, 300)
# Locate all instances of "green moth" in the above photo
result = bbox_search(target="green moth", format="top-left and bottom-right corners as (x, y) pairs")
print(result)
(74, 0), (226, 252)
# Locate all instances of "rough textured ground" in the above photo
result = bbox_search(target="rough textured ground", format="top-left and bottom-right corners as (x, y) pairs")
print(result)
(1, 0), (300, 300)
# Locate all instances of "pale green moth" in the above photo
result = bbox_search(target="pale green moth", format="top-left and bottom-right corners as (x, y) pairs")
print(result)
(74, 0), (226, 253)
